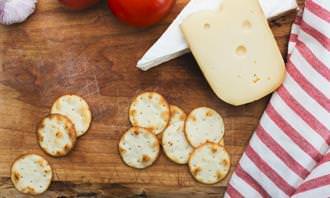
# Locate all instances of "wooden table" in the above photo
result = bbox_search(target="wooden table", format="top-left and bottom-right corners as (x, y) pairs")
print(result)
(0, 0), (304, 197)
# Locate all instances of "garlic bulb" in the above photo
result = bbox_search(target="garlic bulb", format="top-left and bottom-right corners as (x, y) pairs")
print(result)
(0, 0), (37, 25)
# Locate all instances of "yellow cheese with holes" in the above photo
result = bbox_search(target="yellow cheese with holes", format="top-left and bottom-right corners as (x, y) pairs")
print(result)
(181, 0), (285, 106)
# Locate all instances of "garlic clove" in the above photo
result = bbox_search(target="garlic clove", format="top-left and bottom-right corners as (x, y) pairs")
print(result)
(0, 0), (38, 25)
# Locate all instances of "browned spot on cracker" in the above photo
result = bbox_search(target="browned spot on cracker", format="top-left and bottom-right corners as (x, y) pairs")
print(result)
(211, 145), (218, 153)
(161, 111), (169, 120)
(219, 139), (225, 146)
(192, 167), (201, 176)
(222, 159), (229, 166)
(130, 110), (136, 117)
(206, 110), (214, 117)
(159, 99), (167, 108)
(152, 141), (158, 149)
(179, 114), (186, 121)
(53, 115), (60, 122)
(55, 131), (63, 138)
(64, 144), (70, 151)
(119, 147), (126, 154)
(142, 155), (150, 162)
(168, 141), (173, 146)
(148, 93), (153, 99)
(171, 108), (176, 115)
(216, 171), (223, 180)
(68, 127), (76, 139)
(170, 106), (178, 116)
(147, 126), (155, 133)
(13, 171), (20, 182)
(23, 186), (36, 194)
(190, 115), (197, 122)
(132, 128), (139, 135)
(35, 159), (44, 167)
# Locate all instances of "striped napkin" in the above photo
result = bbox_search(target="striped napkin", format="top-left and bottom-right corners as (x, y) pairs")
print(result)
(226, 0), (330, 197)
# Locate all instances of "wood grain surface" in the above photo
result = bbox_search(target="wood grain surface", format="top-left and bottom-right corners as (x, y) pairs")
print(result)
(0, 0), (304, 197)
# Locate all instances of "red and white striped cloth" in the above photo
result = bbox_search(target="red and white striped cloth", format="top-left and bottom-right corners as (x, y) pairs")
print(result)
(225, 0), (330, 197)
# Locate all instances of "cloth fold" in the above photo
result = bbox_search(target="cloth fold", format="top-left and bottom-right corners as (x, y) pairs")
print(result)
(292, 151), (330, 197)
(226, 0), (330, 197)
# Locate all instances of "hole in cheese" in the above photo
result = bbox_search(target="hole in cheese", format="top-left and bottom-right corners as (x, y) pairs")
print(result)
(203, 23), (210, 29)
(235, 45), (247, 56)
(242, 20), (252, 30)
(252, 74), (261, 83)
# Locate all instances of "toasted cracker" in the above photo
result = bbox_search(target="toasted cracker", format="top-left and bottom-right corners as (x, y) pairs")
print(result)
(119, 127), (160, 169)
(189, 143), (230, 184)
(51, 95), (92, 137)
(129, 92), (170, 135)
(11, 154), (52, 195)
(185, 107), (224, 148)
(37, 114), (77, 157)
(162, 105), (193, 164)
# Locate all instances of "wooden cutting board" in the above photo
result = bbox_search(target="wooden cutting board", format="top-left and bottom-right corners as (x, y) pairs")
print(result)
(0, 0), (303, 197)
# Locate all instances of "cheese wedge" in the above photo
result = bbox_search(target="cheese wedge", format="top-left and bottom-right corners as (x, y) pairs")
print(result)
(181, 0), (285, 106)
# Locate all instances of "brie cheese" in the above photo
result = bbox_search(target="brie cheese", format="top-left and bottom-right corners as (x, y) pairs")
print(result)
(137, 0), (297, 71)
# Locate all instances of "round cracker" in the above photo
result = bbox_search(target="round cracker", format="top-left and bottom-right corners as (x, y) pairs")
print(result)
(185, 107), (224, 148)
(189, 143), (230, 184)
(37, 114), (77, 157)
(129, 92), (170, 135)
(162, 105), (193, 164)
(119, 127), (160, 169)
(51, 95), (92, 137)
(11, 154), (52, 195)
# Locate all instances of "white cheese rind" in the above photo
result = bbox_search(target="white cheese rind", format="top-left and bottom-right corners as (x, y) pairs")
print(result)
(181, 0), (286, 106)
(137, 0), (297, 71)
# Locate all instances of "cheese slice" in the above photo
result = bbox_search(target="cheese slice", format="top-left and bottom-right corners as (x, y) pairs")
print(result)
(181, 0), (285, 106)
(137, 0), (297, 71)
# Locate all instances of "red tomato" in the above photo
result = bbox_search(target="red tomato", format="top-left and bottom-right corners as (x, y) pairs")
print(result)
(107, 0), (175, 27)
(58, 0), (100, 10)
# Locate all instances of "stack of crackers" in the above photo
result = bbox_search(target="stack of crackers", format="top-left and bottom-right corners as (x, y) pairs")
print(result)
(119, 92), (231, 184)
